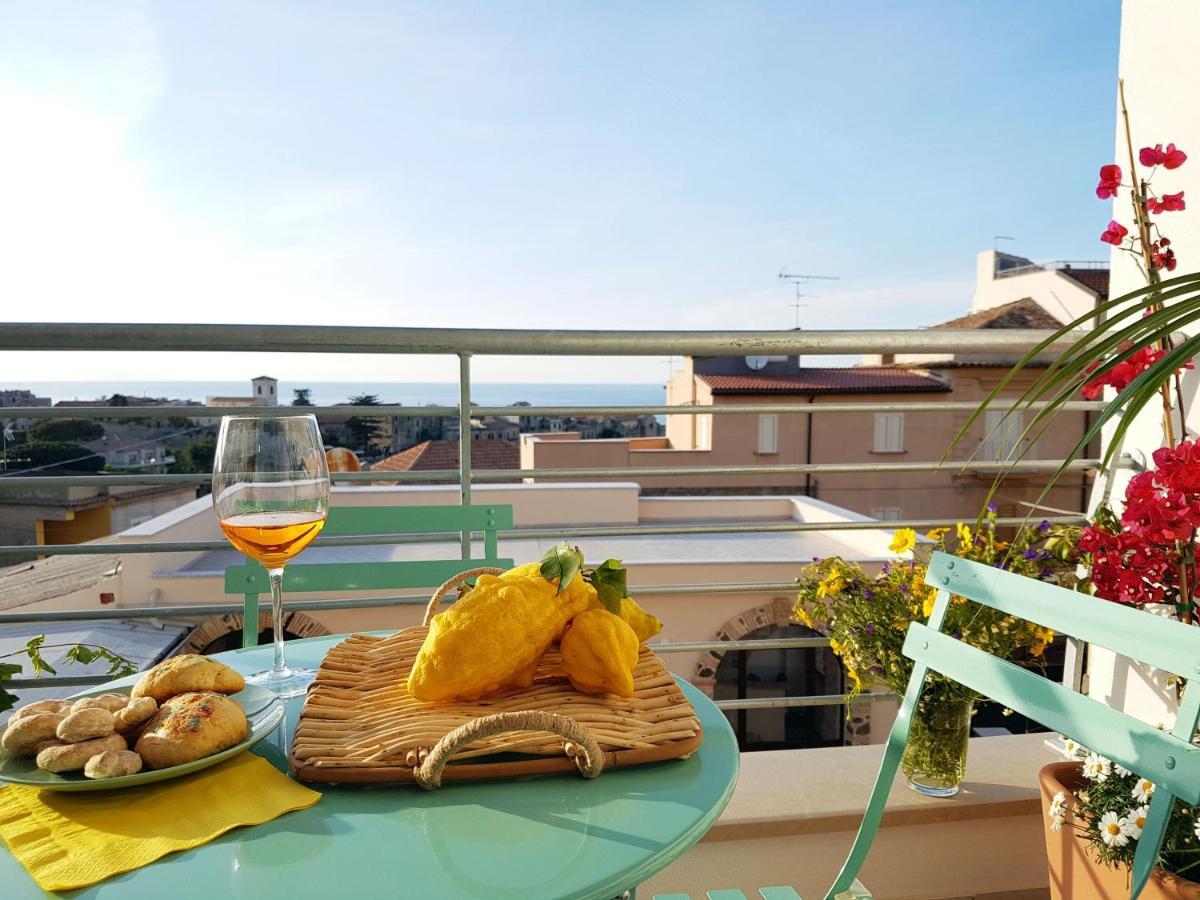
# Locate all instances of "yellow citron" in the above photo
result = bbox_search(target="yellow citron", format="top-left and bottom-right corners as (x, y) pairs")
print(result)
(560, 609), (640, 698)
(408, 562), (596, 702)
(889, 528), (917, 554)
(586, 594), (663, 642)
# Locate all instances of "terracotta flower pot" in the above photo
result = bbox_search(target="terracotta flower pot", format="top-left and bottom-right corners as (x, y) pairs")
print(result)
(1039, 762), (1200, 899)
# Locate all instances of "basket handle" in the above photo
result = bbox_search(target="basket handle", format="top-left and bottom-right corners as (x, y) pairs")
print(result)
(413, 710), (605, 790)
(422, 567), (506, 626)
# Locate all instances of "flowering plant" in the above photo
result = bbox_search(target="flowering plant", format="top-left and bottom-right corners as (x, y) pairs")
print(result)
(794, 508), (1080, 703)
(1048, 743), (1200, 879)
(1077, 439), (1200, 615)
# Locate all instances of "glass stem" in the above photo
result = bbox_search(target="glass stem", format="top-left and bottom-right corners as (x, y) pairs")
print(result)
(268, 567), (287, 675)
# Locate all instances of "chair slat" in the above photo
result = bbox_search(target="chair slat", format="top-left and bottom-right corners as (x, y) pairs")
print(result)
(903, 623), (1200, 801)
(225, 558), (514, 594)
(651, 894), (694, 900)
(321, 504), (513, 536)
(926, 552), (1200, 677)
(759, 888), (804, 899)
(707, 892), (750, 900)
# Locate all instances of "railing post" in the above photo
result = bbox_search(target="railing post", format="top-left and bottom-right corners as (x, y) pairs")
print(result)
(458, 352), (473, 560)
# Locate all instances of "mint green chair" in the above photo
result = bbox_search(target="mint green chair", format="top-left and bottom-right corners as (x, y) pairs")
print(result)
(654, 551), (1200, 900)
(224, 504), (514, 648)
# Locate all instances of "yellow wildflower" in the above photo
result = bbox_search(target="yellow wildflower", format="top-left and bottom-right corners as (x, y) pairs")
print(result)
(889, 528), (917, 555)
(846, 666), (863, 692)
(817, 575), (846, 598)
(955, 522), (972, 546)
(926, 526), (950, 542)
(995, 541), (1010, 552)
(794, 605), (815, 629)
(922, 588), (939, 618)
(829, 638), (844, 656)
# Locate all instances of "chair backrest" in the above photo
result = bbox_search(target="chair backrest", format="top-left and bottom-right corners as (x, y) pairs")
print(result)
(828, 551), (1200, 900)
(224, 503), (514, 648)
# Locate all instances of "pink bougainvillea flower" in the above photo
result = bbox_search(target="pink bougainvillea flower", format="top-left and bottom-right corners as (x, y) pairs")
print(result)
(1163, 143), (1188, 169)
(1148, 191), (1186, 214)
(1100, 219), (1129, 245)
(1140, 144), (1166, 166)
(1096, 164), (1123, 199)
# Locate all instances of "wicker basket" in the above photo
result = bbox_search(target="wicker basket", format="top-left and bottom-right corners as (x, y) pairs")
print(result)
(290, 569), (703, 788)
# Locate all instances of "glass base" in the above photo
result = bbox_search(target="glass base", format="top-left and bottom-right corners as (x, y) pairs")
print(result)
(246, 665), (316, 699)
(906, 777), (960, 798)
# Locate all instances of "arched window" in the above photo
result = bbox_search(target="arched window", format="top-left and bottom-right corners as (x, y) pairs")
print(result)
(714, 622), (845, 751)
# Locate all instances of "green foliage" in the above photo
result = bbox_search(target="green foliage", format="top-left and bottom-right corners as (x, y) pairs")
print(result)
(540, 541), (584, 595)
(169, 434), (217, 474)
(345, 394), (387, 452)
(538, 542), (629, 612)
(29, 419), (104, 443)
(18, 440), (104, 472)
(0, 638), (137, 713)
(291, 388), (314, 406)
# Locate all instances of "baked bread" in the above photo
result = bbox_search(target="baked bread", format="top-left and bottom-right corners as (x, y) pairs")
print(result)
(114, 697), (158, 734)
(84, 749), (143, 779)
(135, 691), (248, 769)
(37, 733), (126, 773)
(3, 713), (66, 755)
(12, 699), (71, 721)
(131, 655), (245, 703)
(71, 693), (129, 714)
(57, 708), (116, 743)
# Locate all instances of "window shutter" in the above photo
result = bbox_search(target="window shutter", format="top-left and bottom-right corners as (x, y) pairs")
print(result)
(758, 414), (778, 454)
(873, 413), (904, 452)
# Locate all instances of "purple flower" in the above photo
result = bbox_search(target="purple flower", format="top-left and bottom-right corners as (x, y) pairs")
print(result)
(952, 632), (962, 640)
(1023, 548), (1039, 560)
(864, 590), (875, 599)
(1040, 567), (1053, 579)
(881, 562), (891, 574)
(866, 624), (876, 634)
(1038, 519), (1051, 533)
(988, 501), (998, 513)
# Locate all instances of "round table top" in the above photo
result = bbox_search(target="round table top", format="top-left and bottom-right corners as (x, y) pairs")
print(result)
(1, 632), (740, 899)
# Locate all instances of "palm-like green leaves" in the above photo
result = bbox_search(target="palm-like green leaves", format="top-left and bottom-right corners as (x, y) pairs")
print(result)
(948, 271), (1200, 507)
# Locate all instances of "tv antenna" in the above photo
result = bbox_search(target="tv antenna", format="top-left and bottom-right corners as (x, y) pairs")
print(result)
(779, 270), (838, 331)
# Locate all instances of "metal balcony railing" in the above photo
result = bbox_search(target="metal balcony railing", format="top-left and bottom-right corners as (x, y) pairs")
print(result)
(0, 324), (1113, 722)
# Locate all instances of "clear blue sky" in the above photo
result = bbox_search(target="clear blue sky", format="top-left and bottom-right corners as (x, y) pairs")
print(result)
(0, 1), (1121, 384)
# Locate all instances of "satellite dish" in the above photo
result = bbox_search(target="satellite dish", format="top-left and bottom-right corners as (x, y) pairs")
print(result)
(745, 356), (769, 371)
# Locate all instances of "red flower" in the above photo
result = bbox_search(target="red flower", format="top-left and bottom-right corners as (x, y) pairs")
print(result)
(1152, 239), (1178, 272)
(1163, 143), (1188, 170)
(1100, 219), (1129, 245)
(1140, 145), (1166, 166)
(1148, 191), (1186, 214)
(1096, 164), (1123, 199)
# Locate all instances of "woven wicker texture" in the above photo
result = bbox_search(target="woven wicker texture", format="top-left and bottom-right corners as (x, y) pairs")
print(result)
(290, 628), (702, 785)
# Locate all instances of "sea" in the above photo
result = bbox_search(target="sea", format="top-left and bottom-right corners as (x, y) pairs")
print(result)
(12, 381), (666, 409)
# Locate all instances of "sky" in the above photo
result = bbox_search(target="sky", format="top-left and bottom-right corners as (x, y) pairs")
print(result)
(0, 1), (1121, 386)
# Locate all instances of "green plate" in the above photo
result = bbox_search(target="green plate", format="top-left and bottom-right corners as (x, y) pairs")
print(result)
(0, 684), (284, 792)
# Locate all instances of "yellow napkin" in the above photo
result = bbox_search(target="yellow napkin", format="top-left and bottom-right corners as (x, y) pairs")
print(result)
(0, 754), (321, 892)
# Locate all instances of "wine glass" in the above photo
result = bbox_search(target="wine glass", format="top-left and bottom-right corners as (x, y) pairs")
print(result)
(212, 415), (330, 698)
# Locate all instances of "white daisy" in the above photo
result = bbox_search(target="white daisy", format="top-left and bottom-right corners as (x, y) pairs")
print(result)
(1048, 791), (1067, 820)
(1114, 763), (1133, 778)
(1083, 753), (1112, 783)
(1133, 778), (1155, 803)
(1099, 811), (1129, 847)
(1063, 738), (1084, 758)
(1050, 814), (1065, 832)
(1122, 806), (1149, 840)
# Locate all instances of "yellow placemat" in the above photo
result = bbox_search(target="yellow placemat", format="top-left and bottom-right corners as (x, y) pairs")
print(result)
(0, 754), (321, 892)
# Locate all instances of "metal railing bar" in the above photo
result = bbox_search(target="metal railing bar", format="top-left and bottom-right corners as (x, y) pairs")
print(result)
(6, 675), (115, 689)
(0, 456), (1116, 489)
(0, 323), (1077, 356)
(6, 401), (1107, 420)
(714, 692), (897, 711)
(654, 637), (830, 652)
(0, 515), (1087, 557)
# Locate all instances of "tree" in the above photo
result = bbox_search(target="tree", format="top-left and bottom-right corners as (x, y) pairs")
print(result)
(168, 435), (218, 475)
(16, 441), (104, 473)
(108, 394), (130, 407)
(345, 394), (387, 454)
(291, 388), (314, 406)
(30, 419), (104, 443)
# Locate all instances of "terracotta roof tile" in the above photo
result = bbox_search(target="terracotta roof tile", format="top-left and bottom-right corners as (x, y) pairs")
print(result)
(1058, 268), (1109, 299)
(373, 439), (519, 472)
(933, 298), (1065, 330)
(698, 369), (950, 395)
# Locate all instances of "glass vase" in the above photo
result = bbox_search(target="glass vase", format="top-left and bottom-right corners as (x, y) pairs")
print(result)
(901, 696), (973, 797)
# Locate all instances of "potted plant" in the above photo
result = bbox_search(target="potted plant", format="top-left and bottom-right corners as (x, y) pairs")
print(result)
(794, 507), (1079, 797)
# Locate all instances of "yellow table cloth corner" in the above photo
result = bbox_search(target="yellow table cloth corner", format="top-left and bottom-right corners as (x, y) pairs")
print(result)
(0, 753), (321, 892)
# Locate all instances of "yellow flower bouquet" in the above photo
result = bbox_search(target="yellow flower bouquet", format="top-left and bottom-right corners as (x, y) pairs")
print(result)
(795, 507), (1081, 794)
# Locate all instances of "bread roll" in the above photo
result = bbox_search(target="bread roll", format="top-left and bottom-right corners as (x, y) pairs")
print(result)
(57, 708), (116, 743)
(12, 699), (71, 721)
(131, 655), (245, 703)
(84, 749), (143, 779)
(71, 693), (129, 714)
(2, 713), (66, 755)
(135, 691), (248, 769)
(34, 738), (65, 754)
(114, 697), (158, 734)
(37, 733), (126, 773)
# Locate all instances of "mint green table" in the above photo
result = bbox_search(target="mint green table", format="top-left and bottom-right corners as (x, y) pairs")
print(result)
(1, 632), (739, 899)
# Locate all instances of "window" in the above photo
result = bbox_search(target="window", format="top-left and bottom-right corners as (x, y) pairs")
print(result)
(873, 413), (904, 453)
(696, 414), (711, 450)
(871, 507), (902, 521)
(982, 409), (1025, 461)
(757, 414), (778, 454)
